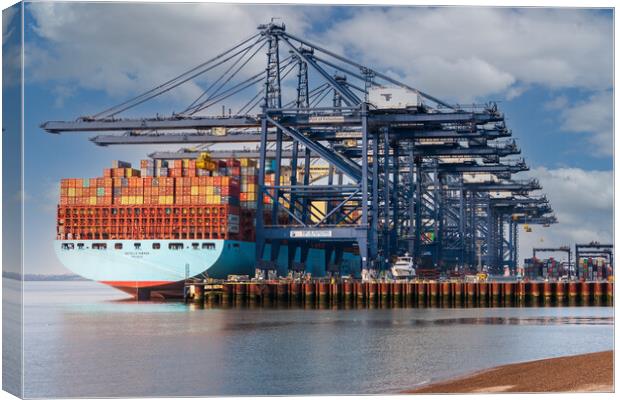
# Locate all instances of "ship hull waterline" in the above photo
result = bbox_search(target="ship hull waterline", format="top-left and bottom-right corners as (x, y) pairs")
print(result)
(54, 239), (360, 298)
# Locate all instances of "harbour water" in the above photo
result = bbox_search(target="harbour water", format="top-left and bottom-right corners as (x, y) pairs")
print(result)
(15, 280), (614, 398)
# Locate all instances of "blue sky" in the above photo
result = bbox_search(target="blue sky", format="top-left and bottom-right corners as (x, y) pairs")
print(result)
(5, 3), (613, 273)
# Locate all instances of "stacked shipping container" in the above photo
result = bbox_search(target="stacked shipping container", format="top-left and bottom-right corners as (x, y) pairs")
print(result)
(525, 256), (613, 280)
(578, 257), (613, 280)
(523, 258), (542, 279)
(239, 158), (258, 209)
(57, 205), (241, 240)
(57, 157), (346, 242)
(523, 257), (567, 280)
(57, 157), (279, 241)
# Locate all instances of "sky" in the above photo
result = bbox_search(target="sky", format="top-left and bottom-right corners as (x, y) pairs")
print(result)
(3, 3), (613, 274)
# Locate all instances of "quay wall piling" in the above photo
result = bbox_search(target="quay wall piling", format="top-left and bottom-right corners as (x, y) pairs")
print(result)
(184, 280), (614, 307)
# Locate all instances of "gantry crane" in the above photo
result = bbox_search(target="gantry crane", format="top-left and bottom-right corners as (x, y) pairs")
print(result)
(42, 20), (556, 277)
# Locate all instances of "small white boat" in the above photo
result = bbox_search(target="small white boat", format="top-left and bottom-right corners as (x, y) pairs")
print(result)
(391, 254), (416, 279)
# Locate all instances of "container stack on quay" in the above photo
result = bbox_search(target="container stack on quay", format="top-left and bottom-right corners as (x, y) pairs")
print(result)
(578, 257), (613, 281)
(523, 257), (567, 280)
(56, 156), (286, 242)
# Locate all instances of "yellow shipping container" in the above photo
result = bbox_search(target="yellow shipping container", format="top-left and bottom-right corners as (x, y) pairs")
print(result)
(207, 186), (214, 195)
(136, 196), (143, 204)
(311, 201), (327, 223)
(213, 127), (227, 136)
(183, 159), (189, 168)
(240, 158), (256, 167)
(120, 196), (127, 205)
(191, 186), (198, 196)
(214, 195), (221, 204)
(128, 196), (135, 204)
(158, 196), (166, 205)
(167, 195), (174, 204)
(90, 197), (97, 205)
(68, 188), (76, 197)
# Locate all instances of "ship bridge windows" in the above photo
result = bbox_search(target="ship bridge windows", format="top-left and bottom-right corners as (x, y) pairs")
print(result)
(202, 242), (215, 250)
(114, 243), (123, 250)
(152, 243), (161, 250)
(169, 243), (184, 250)
(61, 243), (74, 250)
(92, 243), (107, 250)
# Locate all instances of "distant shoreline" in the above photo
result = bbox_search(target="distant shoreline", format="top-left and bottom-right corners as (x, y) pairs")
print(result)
(2, 272), (89, 282)
(407, 351), (613, 393)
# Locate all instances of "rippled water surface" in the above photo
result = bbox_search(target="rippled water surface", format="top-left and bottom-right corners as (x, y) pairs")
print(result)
(14, 280), (613, 397)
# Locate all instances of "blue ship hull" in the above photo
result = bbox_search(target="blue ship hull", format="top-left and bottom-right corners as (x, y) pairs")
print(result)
(54, 239), (359, 297)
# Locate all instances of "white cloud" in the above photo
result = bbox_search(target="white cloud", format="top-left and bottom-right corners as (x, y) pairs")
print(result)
(544, 95), (569, 110)
(3, 4), (21, 87)
(25, 5), (612, 107)
(505, 84), (529, 101)
(316, 7), (612, 102)
(51, 84), (76, 108)
(2, 5), (18, 45)
(556, 91), (613, 156)
(518, 167), (613, 263)
(25, 2), (315, 108)
(403, 56), (516, 103)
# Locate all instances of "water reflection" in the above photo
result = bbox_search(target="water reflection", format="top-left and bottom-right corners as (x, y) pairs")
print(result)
(218, 316), (613, 332)
(20, 281), (614, 398)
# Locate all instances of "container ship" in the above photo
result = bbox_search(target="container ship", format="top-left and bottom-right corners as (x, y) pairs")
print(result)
(55, 156), (359, 298)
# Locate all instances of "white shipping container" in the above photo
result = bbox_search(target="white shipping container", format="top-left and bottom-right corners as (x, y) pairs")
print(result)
(228, 223), (240, 233)
(368, 87), (420, 109)
(463, 173), (497, 184)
